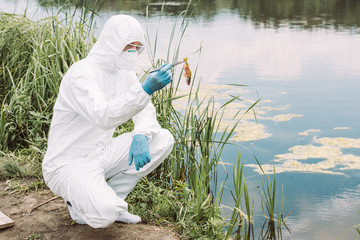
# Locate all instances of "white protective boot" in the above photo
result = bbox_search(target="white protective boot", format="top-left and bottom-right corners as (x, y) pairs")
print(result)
(116, 211), (141, 224)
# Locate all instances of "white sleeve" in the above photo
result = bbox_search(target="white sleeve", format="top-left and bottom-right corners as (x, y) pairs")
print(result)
(132, 101), (161, 141)
(61, 73), (151, 130)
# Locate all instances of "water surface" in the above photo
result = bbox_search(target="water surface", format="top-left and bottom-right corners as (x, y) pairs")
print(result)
(2, 0), (359, 239)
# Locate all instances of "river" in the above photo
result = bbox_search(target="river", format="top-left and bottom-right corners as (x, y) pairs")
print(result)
(1, 0), (360, 239)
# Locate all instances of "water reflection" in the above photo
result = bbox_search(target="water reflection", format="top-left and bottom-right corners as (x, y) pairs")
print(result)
(260, 219), (290, 240)
(282, 187), (360, 239)
(37, 0), (360, 31)
(37, 0), (194, 16)
(228, 0), (360, 30)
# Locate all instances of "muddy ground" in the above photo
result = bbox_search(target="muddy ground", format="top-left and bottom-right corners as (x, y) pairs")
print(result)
(0, 180), (179, 240)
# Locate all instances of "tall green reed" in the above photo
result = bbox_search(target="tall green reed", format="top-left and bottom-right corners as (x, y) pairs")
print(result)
(140, 1), (270, 238)
(255, 158), (289, 239)
(225, 150), (254, 240)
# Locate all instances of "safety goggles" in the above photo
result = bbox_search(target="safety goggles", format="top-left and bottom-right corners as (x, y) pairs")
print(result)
(126, 43), (145, 54)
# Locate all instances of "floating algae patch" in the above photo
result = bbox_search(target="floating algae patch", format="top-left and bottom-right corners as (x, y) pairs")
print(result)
(338, 155), (360, 170)
(222, 101), (249, 111)
(260, 105), (290, 112)
(247, 137), (360, 174)
(270, 114), (303, 122)
(216, 119), (238, 133)
(171, 84), (303, 142)
(314, 137), (360, 149)
(299, 129), (321, 136)
(230, 122), (272, 142)
(246, 161), (342, 175)
(172, 84), (360, 173)
(221, 107), (266, 121)
(334, 127), (351, 130)
(172, 84), (234, 111)
(195, 84), (239, 100)
(275, 145), (342, 161)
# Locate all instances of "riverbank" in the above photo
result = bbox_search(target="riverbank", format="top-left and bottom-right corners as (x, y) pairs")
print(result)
(0, 179), (179, 240)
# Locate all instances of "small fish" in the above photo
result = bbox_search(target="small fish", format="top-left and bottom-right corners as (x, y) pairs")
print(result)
(183, 57), (191, 85)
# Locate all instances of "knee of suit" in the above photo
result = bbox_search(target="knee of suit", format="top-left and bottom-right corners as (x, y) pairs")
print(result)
(149, 129), (174, 161)
(164, 129), (175, 155)
(159, 128), (175, 148)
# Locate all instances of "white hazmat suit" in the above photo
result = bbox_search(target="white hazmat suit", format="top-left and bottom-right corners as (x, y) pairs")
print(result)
(42, 15), (174, 228)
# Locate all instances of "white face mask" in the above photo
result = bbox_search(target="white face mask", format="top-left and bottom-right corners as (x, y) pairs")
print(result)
(115, 49), (138, 71)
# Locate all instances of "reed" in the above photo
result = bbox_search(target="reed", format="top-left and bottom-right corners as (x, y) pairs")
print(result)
(224, 150), (254, 240)
(141, 2), (271, 238)
(254, 157), (289, 239)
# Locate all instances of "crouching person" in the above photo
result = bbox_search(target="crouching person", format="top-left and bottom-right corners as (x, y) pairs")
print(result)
(42, 15), (174, 228)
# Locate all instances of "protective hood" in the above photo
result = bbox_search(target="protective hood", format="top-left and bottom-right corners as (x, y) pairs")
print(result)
(88, 15), (145, 69)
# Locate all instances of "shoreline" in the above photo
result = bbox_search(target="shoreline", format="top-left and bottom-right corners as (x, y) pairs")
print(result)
(0, 179), (179, 240)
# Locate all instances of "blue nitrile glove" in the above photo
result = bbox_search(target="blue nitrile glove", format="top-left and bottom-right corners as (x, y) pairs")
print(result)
(142, 64), (172, 95)
(128, 134), (151, 171)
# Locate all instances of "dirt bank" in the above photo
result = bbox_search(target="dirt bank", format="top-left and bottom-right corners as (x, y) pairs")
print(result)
(0, 180), (179, 240)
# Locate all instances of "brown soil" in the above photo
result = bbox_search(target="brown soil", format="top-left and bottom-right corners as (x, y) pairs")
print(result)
(0, 179), (179, 240)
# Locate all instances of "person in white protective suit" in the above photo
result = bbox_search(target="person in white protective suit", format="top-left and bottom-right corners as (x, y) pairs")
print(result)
(42, 14), (174, 228)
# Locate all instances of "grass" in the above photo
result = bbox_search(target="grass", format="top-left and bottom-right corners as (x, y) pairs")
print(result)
(0, 148), (44, 179)
(127, 178), (225, 239)
(0, 1), (287, 239)
(26, 233), (42, 240)
(3, 177), (45, 195)
(0, 5), (96, 151)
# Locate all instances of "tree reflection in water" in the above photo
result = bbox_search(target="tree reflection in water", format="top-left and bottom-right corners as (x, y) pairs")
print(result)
(39, 0), (360, 31)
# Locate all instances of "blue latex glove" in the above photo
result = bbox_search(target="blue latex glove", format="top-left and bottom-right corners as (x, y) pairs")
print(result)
(128, 134), (151, 171)
(142, 64), (172, 95)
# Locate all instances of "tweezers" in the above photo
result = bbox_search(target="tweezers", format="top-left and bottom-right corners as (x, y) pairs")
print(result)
(149, 60), (185, 73)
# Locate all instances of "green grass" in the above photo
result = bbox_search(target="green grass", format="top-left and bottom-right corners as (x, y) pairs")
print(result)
(0, 8), (96, 151)
(127, 178), (225, 239)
